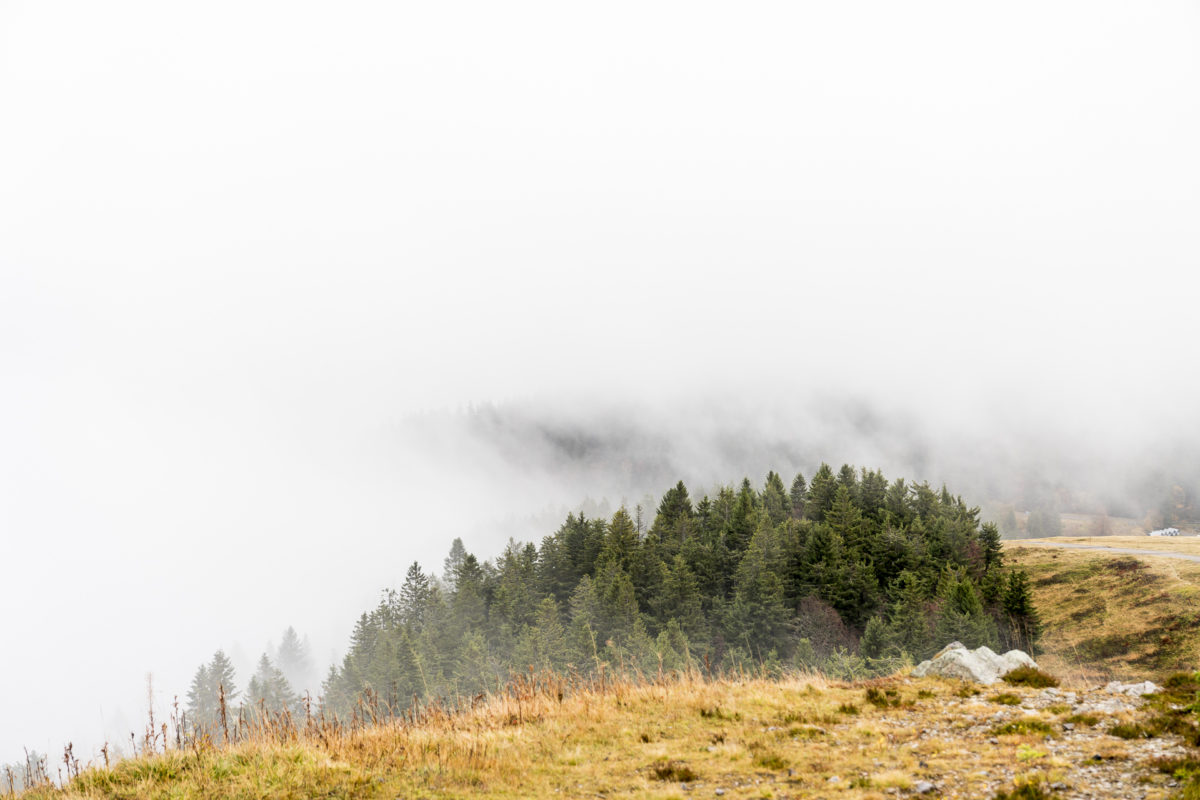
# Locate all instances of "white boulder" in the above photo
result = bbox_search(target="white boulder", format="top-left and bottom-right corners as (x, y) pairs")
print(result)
(911, 641), (1038, 685)
(1104, 680), (1159, 697)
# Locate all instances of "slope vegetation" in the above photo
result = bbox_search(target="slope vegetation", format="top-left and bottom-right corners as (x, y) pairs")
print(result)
(16, 671), (1198, 800)
(1006, 537), (1200, 682)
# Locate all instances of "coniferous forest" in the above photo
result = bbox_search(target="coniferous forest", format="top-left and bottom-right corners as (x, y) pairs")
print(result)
(185, 465), (1040, 727)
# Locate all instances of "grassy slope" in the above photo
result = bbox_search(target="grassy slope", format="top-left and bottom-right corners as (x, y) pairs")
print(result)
(1006, 537), (1200, 683)
(18, 671), (1196, 800)
(16, 538), (1200, 799)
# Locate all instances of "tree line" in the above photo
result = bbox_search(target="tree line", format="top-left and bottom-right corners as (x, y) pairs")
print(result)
(312, 465), (1040, 718)
(184, 626), (313, 730)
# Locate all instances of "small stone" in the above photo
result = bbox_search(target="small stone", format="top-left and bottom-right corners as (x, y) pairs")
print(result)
(1050, 782), (1067, 791)
(989, 737), (1000, 744)
(828, 775), (841, 783)
(914, 780), (936, 794)
(715, 790), (725, 797)
(1063, 723), (1075, 731)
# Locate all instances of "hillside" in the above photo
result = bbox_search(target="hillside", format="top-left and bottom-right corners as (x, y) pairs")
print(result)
(1006, 538), (1200, 682)
(15, 670), (1200, 799)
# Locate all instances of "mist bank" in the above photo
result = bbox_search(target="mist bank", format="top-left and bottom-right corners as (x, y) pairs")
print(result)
(397, 392), (1200, 535)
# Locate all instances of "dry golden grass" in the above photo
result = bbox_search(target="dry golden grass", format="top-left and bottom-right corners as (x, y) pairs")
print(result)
(15, 669), (1190, 800)
(1006, 539), (1200, 684)
(1021, 535), (1200, 557)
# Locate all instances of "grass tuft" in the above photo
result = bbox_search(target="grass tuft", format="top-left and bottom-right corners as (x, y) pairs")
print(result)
(992, 719), (1053, 736)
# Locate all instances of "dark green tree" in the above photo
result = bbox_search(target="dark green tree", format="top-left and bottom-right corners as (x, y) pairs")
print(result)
(789, 472), (808, 519)
(806, 463), (838, 522)
(1001, 569), (1042, 652)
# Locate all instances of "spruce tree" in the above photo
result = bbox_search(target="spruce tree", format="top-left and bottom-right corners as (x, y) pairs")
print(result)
(789, 473), (808, 519)
(399, 562), (432, 630)
(1001, 570), (1041, 652)
(247, 653), (298, 715)
(978, 522), (1003, 570)
(208, 650), (239, 706)
(762, 471), (790, 526)
(275, 626), (313, 692)
(185, 663), (213, 728)
(443, 538), (468, 587)
(806, 463), (838, 522)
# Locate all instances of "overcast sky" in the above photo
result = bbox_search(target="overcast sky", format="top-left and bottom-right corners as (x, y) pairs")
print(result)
(2, 0), (1199, 763)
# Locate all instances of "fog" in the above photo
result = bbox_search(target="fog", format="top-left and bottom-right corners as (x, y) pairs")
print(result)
(2, 0), (1199, 767)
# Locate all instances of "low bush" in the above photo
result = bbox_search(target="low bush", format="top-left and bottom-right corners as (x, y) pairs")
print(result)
(1002, 667), (1059, 689)
(992, 719), (1053, 736)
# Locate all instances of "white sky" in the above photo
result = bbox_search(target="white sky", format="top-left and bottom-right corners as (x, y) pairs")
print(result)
(2, 0), (1199, 763)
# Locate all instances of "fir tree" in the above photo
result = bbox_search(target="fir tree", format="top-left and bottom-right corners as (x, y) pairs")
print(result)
(978, 522), (1003, 570)
(208, 650), (239, 706)
(762, 471), (790, 526)
(275, 626), (313, 692)
(806, 463), (838, 522)
(247, 653), (298, 715)
(1001, 569), (1042, 652)
(185, 664), (213, 728)
(789, 472), (808, 519)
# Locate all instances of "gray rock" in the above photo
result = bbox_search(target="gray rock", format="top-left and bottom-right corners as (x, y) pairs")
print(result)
(914, 780), (936, 794)
(1104, 680), (1159, 697)
(911, 642), (1037, 685)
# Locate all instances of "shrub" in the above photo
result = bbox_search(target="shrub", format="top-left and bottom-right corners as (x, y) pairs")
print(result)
(649, 760), (699, 782)
(993, 780), (1058, 799)
(1002, 667), (1059, 688)
(865, 687), (901, 708)
(1063, 713), (1099, 727)
(992, 719), (1053, 736)
(1109, 723), (1154, 740)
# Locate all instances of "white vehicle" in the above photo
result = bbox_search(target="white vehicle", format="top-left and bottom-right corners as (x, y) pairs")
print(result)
(1148, 527), (1181, 536)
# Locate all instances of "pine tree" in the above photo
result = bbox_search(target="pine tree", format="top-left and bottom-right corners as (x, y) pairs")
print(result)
(836, 464), (860, 503)
(185, 663), (213, 728)
(859, 616), (895, 659)
(978, 522), (1003, 570)
(442, 538), (468, 589)
(885, 478), (912, 524)
(859, 468), (888, 518)
(275, 626), (313, 692)
(806, 463), (838, 522)
(399, 562), (433, 630)
(654, 481), (694, 529)
(762, 471), (790, 526)
(208, 650), (239, 706)
(934, 570), (997, 649)
(601, 507), (639, 568)
(728, 479), (758, 552)
(655, 554), (706, 639)
(1001, 570), (1041, 652)
(825, 485), (867, 556)
(247, 653), (298, 715)
(789, 473), (808, 519)
(593, 558), (641, 643)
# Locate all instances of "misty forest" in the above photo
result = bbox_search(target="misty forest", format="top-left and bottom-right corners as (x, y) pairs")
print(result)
(180, 465), (1040, 731)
